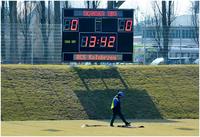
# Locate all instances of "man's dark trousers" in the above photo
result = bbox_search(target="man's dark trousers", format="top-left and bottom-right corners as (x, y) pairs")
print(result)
(110, 109), (128, 126)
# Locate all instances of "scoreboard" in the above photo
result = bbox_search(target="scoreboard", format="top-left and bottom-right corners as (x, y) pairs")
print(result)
(62, 8), (134, 62)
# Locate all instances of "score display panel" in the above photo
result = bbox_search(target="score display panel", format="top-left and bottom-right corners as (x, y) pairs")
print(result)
(62, 9), (134, 62)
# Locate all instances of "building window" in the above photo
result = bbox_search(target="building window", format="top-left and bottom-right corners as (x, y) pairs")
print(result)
(195, 53), (199, 58)
(176, 30), (180, 38)
(170, 53), (176, 57)
(181, 29), (196, 39)
(182, 30), (186, 38)
(176, 53), (180, 57)
(191, 53), (197, 58)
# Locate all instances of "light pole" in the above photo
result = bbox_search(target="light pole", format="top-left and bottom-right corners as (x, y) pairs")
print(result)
(141, 12), (146, 65)
(157, 45), (159, 58)
(179, 25), (182, 64)
(143, 26), (146, 65)
(143, 17), (146, 65)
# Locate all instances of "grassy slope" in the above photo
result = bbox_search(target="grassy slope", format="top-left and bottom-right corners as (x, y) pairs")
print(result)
(1, 65), (199, 121)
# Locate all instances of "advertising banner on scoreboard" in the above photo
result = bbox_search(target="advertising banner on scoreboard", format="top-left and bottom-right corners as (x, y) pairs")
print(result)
(62, 8), (134, 62)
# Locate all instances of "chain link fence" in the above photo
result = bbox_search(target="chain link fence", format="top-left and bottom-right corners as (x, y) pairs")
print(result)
(134, 26), (199, 65)
(1, 23), (62, 64)
(1, 23), (199, 64)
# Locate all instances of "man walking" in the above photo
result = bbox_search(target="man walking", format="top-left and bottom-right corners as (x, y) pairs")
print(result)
(110, 91), (131, 127)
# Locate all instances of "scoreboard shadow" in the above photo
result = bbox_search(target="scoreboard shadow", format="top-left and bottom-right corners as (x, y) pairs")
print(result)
(74, 88), (163, 119)
(73, 67), (163, 119)
(73, 67), (129, 91)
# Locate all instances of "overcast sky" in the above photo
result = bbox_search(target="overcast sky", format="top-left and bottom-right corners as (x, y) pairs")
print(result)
(69, 0), (192, 21)
(13, 0), (193, 24)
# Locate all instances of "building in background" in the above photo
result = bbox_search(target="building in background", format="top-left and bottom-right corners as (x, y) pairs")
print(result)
(141, 15), (199, 64)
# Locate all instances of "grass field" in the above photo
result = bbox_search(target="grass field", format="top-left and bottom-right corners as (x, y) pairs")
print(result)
(1, 119), (199, 136)
(1, 65), (199, 120)
(1, 65), (199, 136)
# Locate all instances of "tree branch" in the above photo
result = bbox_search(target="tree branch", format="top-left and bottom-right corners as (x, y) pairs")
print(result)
(155, 1), (163, 16)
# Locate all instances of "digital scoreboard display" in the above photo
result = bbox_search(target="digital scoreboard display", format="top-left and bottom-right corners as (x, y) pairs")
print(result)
(62, 9), (134, 62)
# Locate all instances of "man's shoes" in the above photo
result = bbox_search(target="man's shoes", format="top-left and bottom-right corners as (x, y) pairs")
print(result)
(125, 122), (131, 126)
(110, 124), (114, 127)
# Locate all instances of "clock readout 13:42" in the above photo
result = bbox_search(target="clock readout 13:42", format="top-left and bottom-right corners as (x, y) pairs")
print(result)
(80, 35), (116, 48)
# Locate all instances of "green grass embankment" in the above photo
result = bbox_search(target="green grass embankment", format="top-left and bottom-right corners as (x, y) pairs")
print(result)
(1, 65), (199, 121)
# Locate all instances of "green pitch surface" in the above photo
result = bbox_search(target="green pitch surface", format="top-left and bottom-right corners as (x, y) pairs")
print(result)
(1, 119), (199, 136)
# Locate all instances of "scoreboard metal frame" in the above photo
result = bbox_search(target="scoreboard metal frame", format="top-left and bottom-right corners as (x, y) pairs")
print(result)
(62, 8), (134, 62)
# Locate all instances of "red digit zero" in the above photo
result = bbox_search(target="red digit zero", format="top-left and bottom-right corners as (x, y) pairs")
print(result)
(125, 20), (132, 32)
(71, 19), (78, 31)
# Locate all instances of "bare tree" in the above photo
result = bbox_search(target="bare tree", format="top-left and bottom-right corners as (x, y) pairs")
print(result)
(54, 1), (61, 63)
(191, 1), (199, 47)
(64, 1), (69, 8)
(107, 1), (125, 9)
(85, 1), (90, 8)
(9, 1), (18, 63)
(1, 1), (5, 62)
(48, 1), (51, 25)
(40, 1), (55, 63)
(24, 1), (29, 63)
(92, 1), (100, 9)
(152, 1), (176, 63)
(54, 1), (60, 24)
(47, 1), (54, 36)
(151, 2), (162, 57)
(85, 0), (100, 9)
(40, 1), (48, 63)
(18, 1), (32, 63)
